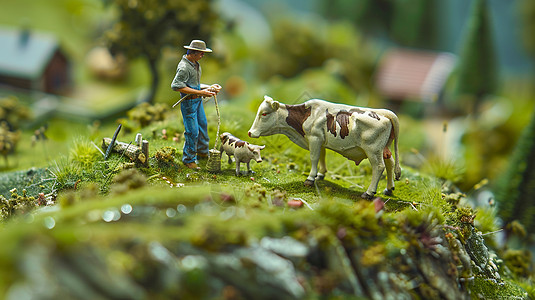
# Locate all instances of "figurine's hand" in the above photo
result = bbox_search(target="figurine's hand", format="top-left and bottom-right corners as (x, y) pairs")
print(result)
(210, 84), (222, 94)
(203, 84), (221, 96)
(199, 89), (216, 97)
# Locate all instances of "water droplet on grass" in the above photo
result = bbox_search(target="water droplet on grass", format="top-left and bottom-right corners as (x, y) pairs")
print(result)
(177, 204), (187, 213)
(121, 204), (133, 214)
(166, 208), (177, 218)
(102, 209), (121, 222)
(44, 216), (55, 229)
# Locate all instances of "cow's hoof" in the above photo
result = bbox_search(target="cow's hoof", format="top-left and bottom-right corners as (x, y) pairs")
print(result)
(383, 188), (394, 196)
(360, 192), (375, 200)
(304, 179), (315, 187)
(316, 174), (325, 180)
(248, 171), (256, 175)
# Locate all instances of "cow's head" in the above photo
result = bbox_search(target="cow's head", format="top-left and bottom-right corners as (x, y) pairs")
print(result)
(248, 144), (266, 163)
(248, 95), (281, 138)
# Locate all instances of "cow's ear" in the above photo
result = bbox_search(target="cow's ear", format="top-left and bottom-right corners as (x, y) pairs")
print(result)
(247, 144), (254, 151)
(264, 95), (273, 102)
(271, 101), (280, 111)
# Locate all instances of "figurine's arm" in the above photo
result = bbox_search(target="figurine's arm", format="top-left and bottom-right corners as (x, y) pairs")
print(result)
(171, 67), (220, 97)
(177, 86), (215, 97)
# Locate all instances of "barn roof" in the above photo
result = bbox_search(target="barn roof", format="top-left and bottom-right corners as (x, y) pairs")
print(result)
(0, 27), (60, 80)
(375, 49), (456, 102)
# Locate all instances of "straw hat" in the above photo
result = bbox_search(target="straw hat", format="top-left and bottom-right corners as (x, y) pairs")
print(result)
(184, 40), (212, 52)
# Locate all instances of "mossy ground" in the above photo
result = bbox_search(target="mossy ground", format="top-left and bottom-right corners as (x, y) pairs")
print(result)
(0, 100), (532, 299)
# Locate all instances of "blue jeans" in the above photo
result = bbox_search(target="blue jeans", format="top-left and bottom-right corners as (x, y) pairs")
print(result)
(180, 97), (209, 163)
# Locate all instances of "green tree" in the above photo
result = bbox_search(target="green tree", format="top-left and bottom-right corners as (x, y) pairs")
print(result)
(257, 19), (328, 80)
(495, 109), (535, 234)
(316, 0), (437, 49)
(390, 0), (437, 48)
(454, 0), (498, 115)
(104, 0), (219, 103)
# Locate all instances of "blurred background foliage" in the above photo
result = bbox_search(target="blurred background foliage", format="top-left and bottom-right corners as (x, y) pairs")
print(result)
(318, 0), (438, 49)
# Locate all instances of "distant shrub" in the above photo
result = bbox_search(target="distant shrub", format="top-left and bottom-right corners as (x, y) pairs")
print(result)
(0, 95), (31, 130)
(120, 102), (171, 132)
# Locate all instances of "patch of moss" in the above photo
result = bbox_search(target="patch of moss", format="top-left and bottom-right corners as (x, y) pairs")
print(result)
(0, 167), (54, 199)
(468, 277), (528, 299)
(110, 169), (147, 195)
(503, 249), (532, 278)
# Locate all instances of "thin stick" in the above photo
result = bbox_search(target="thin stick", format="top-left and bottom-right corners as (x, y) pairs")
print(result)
(91, 141), (105, 157)
(172, 94), (192, 108)
(293, 197), (314, 210)
(481, 229), (503, 236)
(105, 124), (122, 160)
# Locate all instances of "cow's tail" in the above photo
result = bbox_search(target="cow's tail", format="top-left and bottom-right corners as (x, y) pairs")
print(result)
(381, 110), (401, 180)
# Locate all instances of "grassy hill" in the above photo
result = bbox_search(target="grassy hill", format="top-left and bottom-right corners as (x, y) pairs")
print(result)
(0, 99), (532, 299)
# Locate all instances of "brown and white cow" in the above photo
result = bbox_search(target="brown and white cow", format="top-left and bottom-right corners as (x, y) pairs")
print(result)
(248, 96), (401, 199)
(220, 132), (265, 176)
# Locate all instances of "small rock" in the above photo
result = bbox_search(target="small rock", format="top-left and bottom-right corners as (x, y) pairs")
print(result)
(287, 199), (303, 208)
(373, 198), (385, 213)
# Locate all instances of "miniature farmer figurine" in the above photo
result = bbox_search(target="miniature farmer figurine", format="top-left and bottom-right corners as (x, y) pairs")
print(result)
(171, 40), (221, 170)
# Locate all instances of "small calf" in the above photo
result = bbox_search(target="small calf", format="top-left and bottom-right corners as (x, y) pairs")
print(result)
(220, 132), (265, 176)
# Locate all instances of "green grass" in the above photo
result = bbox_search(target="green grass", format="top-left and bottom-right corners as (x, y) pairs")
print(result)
(0, 88), (531, 300)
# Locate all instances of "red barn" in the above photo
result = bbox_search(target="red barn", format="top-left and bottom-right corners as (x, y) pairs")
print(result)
(375, 48), (456, 103)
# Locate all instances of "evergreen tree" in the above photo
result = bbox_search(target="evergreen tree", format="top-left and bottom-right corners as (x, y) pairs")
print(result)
(517, 0), (535, 61)
(104, 0), (220, 104)
(495, 109), (535, 233)
(454, 0), (498, 115)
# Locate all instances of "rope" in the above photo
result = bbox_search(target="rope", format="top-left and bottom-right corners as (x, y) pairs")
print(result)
(213, 94), (221, 150)
(206, 94), (222, 173)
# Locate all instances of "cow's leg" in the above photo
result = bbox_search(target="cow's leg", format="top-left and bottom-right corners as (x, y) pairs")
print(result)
(383, 156), (395, 196)
(361, 153), (385, 200)
(246, 161), (255, 174)
(305, 139), (322, 186)
(316, 147), (327, 180)
(235, 160), (241, 176)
